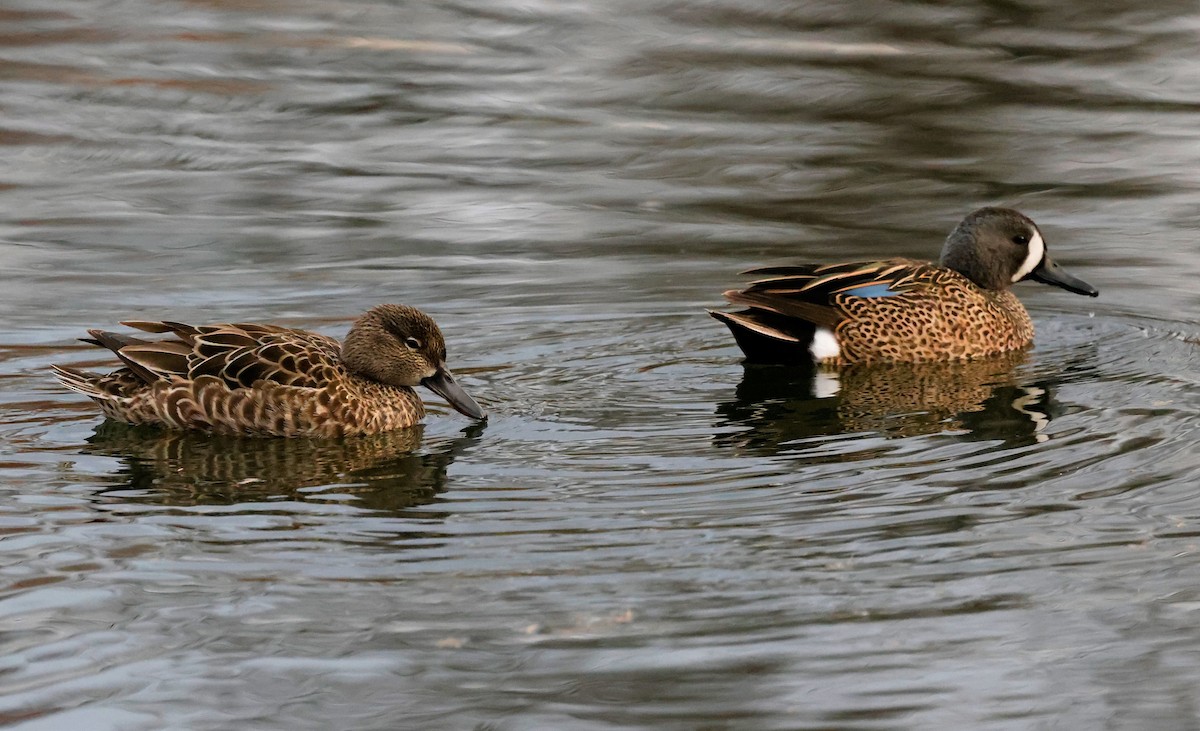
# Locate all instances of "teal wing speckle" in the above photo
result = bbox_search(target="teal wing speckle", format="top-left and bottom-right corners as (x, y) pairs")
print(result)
(721, 258), (929, 328)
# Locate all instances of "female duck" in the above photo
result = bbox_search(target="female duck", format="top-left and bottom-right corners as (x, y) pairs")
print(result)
(711, 207), (1098, 365)
(53, 304), (486, 437)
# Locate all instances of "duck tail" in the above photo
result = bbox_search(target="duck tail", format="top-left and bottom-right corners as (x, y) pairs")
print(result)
(50, 364), (106, 399)
(709, 309), (819, 365)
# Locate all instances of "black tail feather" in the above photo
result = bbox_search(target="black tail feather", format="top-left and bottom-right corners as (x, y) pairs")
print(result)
(710, 310), (818, 365)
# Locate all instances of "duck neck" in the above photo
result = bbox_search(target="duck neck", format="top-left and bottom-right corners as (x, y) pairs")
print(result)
(339, 313), (385, 382)
(940, 232), (1009, 291)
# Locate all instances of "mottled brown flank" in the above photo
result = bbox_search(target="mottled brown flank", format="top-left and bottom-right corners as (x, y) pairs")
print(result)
(718, 258), (1035, 365)
(55, 321), (426, 437)
(94, 370), (424, 437)
(831, 265), (1033, 364)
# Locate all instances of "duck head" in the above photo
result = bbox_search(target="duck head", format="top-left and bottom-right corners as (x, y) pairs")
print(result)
(341, 304), (487, 420)
(939, 207), (1098, 297)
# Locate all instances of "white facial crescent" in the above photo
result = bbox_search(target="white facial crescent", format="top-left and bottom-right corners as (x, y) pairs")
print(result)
(1011, 230), (1045, 282)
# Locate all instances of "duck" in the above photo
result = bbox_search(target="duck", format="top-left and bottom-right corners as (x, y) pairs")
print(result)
(52, 304), (486, 437)
(710, 207), (1098, 365)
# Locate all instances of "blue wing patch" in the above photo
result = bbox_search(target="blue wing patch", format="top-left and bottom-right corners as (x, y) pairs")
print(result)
(841, 283), (901, 298)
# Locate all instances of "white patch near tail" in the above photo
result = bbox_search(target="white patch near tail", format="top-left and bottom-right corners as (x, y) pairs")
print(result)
(1011, 230), (1045, 282)
(809, 327), (840, 362)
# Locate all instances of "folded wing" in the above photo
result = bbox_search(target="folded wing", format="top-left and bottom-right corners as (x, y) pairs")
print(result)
(96, 320), (345, 390)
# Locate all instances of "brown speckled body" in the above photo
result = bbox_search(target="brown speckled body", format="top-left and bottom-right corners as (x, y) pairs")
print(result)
(58, 327), (423, 437)
(711, 258), (1038, 365)
(829, 263), (1033, 364)
(711, 208), (1096, 367)
(93, 371), (424, 437)
(52, 305), (485, 438)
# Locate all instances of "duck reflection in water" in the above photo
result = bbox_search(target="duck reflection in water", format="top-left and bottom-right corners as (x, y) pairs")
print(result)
(715, 351), (1063, 454)
(84, 420), (485, 513)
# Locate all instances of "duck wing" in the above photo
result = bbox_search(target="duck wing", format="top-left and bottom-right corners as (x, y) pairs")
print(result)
(728, 258), (928, 320)
(98, 321), (345, 390)
(711, 258), (934, 363)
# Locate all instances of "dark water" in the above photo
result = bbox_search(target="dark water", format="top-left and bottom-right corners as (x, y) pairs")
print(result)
(3, 0), (1200, 728)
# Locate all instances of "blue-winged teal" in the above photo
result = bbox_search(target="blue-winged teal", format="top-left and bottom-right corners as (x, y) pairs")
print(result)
(711, 207), (1098, 365)
(52, 304), (486, 437)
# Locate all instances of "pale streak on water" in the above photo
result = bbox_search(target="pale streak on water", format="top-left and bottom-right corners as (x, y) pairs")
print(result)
(2, 0), (1200, 729)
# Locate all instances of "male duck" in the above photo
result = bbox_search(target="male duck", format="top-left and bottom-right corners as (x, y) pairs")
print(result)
(53, 304), (486, 437)
(711, 207), (1098, 365)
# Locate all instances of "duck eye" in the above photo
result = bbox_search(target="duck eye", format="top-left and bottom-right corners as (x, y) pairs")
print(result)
(1012, 234), (1030, 245)
(404, 337), (422, 350)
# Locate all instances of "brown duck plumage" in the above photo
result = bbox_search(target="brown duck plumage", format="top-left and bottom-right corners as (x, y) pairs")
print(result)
(52, 304), (486, 437)
(711, 208), (1099, 365)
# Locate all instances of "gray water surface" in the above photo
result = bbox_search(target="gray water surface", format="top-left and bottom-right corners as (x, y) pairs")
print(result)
(3, 1), (1200, 729)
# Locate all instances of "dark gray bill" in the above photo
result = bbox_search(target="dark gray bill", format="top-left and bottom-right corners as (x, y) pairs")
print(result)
(1029, 255), (1098, 297)
(422, 368), (487, 420)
